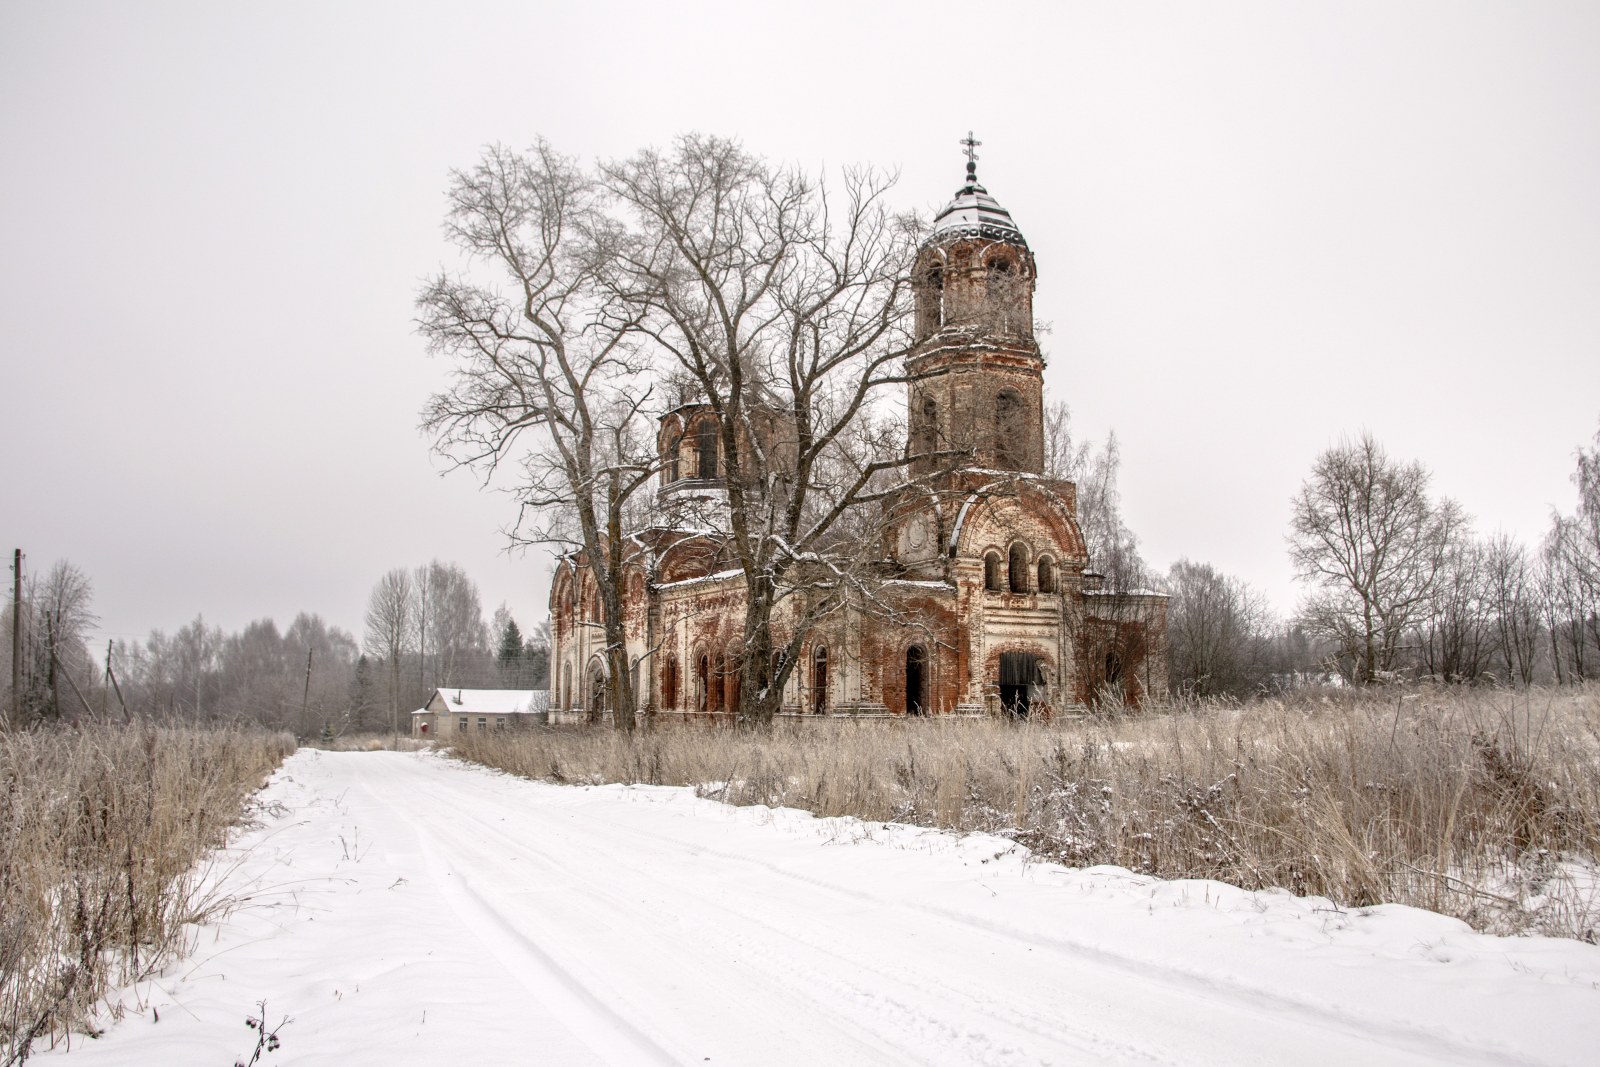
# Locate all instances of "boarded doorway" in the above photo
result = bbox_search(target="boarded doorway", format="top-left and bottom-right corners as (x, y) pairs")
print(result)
(999, 652), (1041, 718)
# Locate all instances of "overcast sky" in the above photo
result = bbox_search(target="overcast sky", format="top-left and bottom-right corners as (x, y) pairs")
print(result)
(3, 1), (1597, 652)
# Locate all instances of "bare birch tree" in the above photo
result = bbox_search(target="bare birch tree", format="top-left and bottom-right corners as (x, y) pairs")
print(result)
(600, 135), (922, 723)
(420, 141), (656, 731)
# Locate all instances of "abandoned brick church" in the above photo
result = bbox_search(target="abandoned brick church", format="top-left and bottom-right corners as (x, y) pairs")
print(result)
(550, 148), (1168, 719)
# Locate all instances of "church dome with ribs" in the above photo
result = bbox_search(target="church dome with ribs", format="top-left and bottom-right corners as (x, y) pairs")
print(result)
(926, 148), (1028, 249)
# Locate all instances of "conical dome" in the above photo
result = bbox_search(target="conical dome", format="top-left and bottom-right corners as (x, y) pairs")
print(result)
(926, 163), (1028, 249)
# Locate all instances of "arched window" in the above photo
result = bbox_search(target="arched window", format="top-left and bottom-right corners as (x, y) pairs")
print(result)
(996, 390), (1022, 467)
(661, 656), (679, 710)
(984, 551), (1003, 592)
(911, 395), (937, 459)
(1009, 543), (1029, 593)
(696, 654), (710, 712)
(811, 645), (828, 714)
(710, 652), (726, 711)
(1036, 556), (1055, 594)
(987, 256), (1019, 332)
(1104, 652), (1123, 688)
(917, 263), (945, 336)
(696, 419), (718, 479)
(986, 256), (1012, 288)
(663, 431), (680, 484)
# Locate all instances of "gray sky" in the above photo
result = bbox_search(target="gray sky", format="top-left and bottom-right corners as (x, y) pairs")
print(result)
(4, 1), (1598, 650)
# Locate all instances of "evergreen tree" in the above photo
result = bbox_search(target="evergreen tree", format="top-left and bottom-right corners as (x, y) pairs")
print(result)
(496, 618), (524, 672)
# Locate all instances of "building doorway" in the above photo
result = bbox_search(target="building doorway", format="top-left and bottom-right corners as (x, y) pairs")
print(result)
(586, 661), (607, 722)
(811, 645), (828, 714)
(905, 645), (926, 716)
(999, 651), (1040, 718)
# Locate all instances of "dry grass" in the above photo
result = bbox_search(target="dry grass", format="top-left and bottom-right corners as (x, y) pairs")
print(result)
(307, 731), (429, 753)
(0, 723), (295, 1064)
(453, 685), (1600, 940)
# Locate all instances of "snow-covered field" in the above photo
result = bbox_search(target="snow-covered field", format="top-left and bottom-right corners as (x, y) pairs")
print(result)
(46, 749), (1600, 1066)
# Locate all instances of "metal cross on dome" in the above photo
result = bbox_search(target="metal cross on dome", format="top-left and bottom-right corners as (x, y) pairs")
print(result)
(960, 131), (981, 180)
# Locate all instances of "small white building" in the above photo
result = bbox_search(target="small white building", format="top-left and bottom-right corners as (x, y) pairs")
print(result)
(411, 688), (549, 737)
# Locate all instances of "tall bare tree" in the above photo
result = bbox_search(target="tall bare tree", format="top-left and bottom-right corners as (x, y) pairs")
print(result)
(1288, 432), (1467, 684)
(420, 141), (657, 731)
(1542, 421), (1600, 681)
(600, 135), (921, 723)
(1482, 532), (1539, 686)
(1042, 401), (1150, 589)
(1416, 535), (1493, 683)
(19, 561), (97, 720)
(364, 567), (415, 734)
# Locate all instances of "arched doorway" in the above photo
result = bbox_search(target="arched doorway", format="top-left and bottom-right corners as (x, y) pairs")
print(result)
(586, 659), (607, 723)
(811, 645), (828, 714)
(999, 651), (1041, 718)
(905, 646), (926, 716)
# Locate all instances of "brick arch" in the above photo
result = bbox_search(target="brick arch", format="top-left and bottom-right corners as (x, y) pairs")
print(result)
(656, 536), (720, 584)
(950, 483), (1088, 566)
(685, 412), (720, 479)
(982, 641), (1059, 719)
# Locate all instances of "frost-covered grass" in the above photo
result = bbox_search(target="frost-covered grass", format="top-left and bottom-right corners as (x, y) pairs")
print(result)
(0, 723), (294, 1064)
(453, 685), (1600, 941)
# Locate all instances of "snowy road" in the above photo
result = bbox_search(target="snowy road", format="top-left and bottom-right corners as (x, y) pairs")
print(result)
(51, 750), (1600, 1066)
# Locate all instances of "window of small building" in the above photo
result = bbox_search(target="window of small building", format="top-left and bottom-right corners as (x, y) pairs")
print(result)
(1009, 543), (1029, 593)
(984, 551), (1002, 592)
(495, 717), (506, 730)
(476, 717), (487, 732)
(458, 717), (468, 732)
(1036, 556), (1055, 594)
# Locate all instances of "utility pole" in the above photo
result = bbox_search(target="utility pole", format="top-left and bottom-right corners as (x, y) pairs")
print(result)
(10, 549), (21, 724)
(301, 645), (313, 736)
(104, 639), (112, 720)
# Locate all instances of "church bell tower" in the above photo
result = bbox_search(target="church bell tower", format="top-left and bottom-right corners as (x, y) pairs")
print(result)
(907, 135), (1045, 477)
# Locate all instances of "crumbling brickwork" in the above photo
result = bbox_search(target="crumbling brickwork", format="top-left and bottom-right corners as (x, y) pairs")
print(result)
(550, 157), (1168, 720)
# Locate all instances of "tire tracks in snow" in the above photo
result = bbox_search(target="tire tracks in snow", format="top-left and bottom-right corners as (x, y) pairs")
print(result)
(374, 758), (1150, 1066)
(560, 796), (1542, 1067)
(359, 755), (1548, 1067)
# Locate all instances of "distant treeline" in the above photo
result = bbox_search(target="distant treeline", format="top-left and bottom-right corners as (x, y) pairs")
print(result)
(3, 559), (549, 737)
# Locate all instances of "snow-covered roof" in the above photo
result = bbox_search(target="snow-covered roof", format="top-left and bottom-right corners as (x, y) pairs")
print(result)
(926, 167), (1028, 249)
(883, 579), (956, 591)
(419, 689), (548, 715)
(655, 567), (743, 591)
(1082, 589), (1169, 599)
